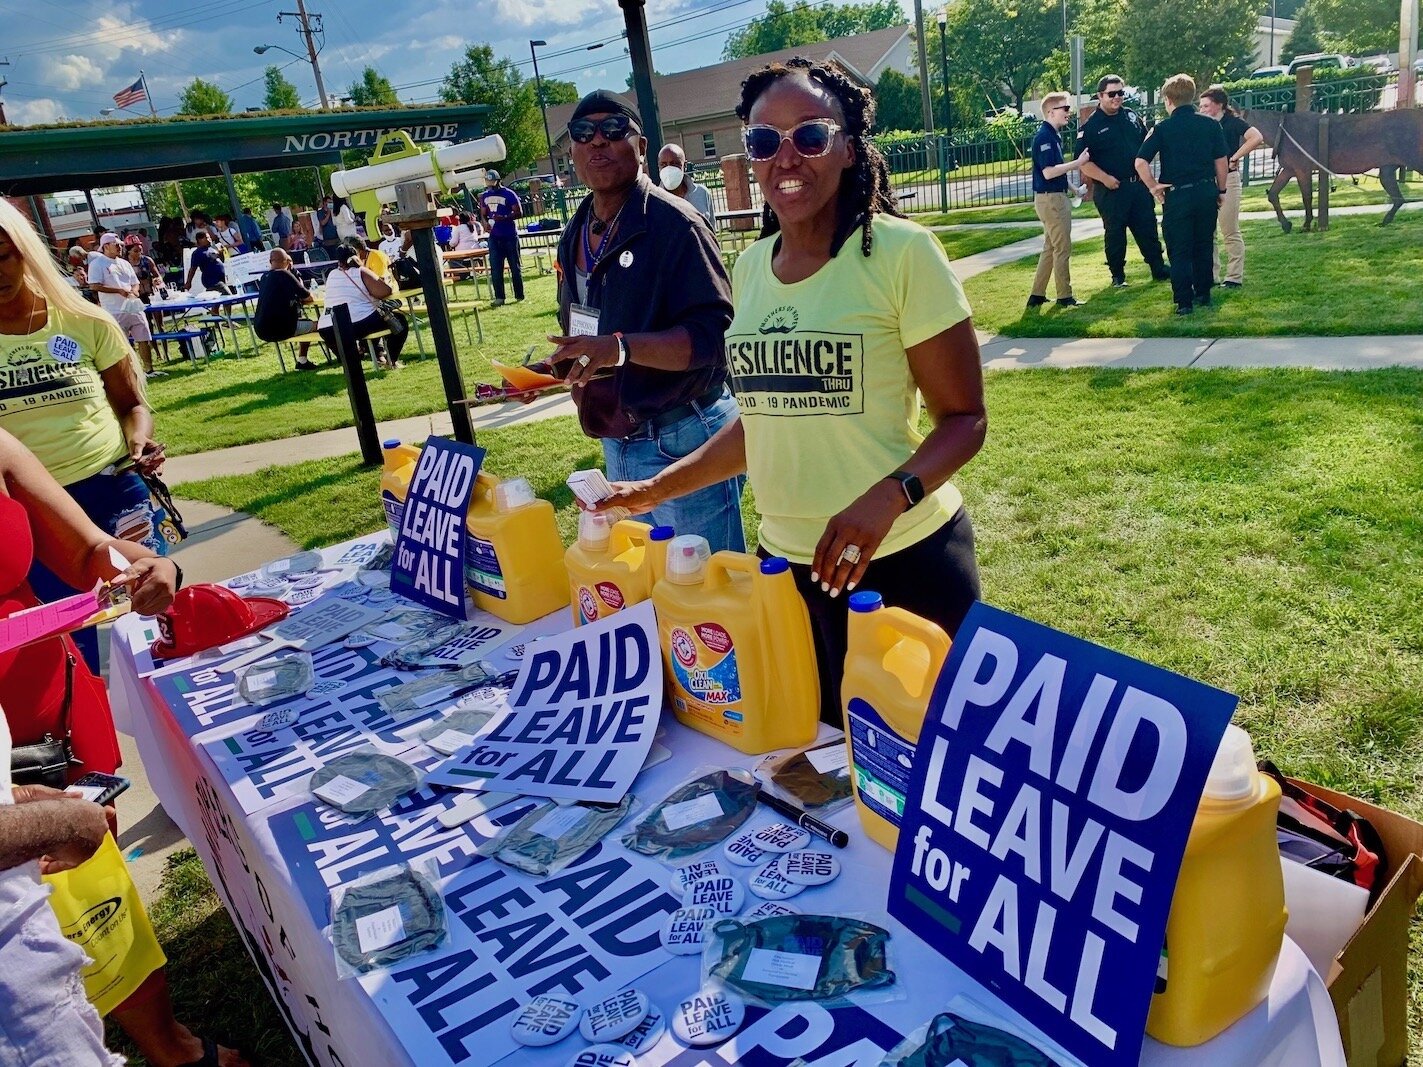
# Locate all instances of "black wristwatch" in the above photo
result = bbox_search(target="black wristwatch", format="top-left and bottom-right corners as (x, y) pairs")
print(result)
(885, 470), (925, 508)
(167, 558), (184, 591)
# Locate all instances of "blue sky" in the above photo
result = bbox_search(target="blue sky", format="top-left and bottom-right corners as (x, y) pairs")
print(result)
(2, 0), (792, 125)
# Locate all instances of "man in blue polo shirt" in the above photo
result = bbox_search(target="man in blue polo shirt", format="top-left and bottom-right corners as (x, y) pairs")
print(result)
(1028, 92), (1089, 309)
(477, 169), (525, 307)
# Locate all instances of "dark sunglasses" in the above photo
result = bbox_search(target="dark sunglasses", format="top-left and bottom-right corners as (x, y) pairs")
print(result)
(1050, 105), (1072, 112)
(569, 115), (638, 143)
(742, 119), (842, 162)
(1105, 89), (1127, 98)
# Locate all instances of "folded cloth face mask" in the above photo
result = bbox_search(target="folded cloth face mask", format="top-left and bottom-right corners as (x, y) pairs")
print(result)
(769, 741), (853, 810)
(331, 864), (446, 973)
(885, 1012), (1062, 1067)
(622, 769), (759, 861)
(487, 795), (637, 876)
(310, 750), (420, 814)
(708, 914), (895, 1003)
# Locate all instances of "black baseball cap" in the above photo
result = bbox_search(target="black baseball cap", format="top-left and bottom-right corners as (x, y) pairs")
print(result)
(571, 90), (641, 129)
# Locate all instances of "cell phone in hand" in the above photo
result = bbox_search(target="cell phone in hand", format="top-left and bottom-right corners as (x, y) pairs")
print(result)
(68, 772), (131, 806)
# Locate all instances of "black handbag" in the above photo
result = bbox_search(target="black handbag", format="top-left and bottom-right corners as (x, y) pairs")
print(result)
(10, 648), (80, 789)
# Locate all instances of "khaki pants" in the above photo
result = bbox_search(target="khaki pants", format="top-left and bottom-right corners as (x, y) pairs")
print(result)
(1031, 192), (1073, 299)
(1214, 169), (1244, 283)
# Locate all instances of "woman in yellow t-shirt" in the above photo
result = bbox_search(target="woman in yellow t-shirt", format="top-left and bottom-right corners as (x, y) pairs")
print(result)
(0, 199), (172, 672)
(595, 57), (987, 723)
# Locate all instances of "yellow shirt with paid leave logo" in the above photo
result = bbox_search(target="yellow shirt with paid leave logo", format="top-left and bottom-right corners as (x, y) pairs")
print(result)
(727, 213), (972, 564)
(0, 304), (132, 486)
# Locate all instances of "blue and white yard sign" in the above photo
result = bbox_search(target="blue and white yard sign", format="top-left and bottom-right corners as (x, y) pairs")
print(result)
(888, 603), (1237, 1067)
(390, 436), (485, 619)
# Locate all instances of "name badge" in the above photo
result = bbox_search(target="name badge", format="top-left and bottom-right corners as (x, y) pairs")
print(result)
(569, 303), (599, 338)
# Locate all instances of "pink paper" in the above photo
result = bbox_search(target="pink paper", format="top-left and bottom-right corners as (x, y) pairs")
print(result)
(0, 592), (104, 655)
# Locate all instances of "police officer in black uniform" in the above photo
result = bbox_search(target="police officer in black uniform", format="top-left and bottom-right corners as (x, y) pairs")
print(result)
(1078, 75), (1170, 288)
(1135, 73), (1228, 315)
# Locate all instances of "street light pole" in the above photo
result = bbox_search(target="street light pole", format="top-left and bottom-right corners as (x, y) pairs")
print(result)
(936, 10), (951, 210)
(273, 0), (329, 109)
(620, 0), (665, 167)
(912, 0), (934, 134)
(530, 41), (557, 181)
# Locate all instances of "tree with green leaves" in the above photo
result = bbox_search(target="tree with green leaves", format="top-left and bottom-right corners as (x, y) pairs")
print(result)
(1310, 0), (1420, 54)
(938, 0), (1060, 115)
(262, 66), (302, 110)
(348, 66), (399, 107)
(439, 44), (543, 173)
(177, 78), (232, 116)
(722, 0), (904, 61)
(873, 69), (926, 132)
(540, 78), (580, 106)
(1279, 3), (1325, 63)
(1120, 0), (1257, 91)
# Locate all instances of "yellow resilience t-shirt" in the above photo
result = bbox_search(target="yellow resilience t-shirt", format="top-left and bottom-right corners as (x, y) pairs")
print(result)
(727, 214), (972, 563)
(0, 303), (131, 485)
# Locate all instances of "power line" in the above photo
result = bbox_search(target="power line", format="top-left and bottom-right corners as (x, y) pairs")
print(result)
(12, 1), (278, 60)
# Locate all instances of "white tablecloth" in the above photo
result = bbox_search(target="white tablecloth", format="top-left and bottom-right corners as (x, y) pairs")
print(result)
(107, 536), (1346, 1067)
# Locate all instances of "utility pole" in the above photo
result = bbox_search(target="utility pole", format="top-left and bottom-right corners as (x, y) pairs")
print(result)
(620, 0), (665, 169)
(1400, 0), (1419, 109)
(0, 58), (10, 127)
(279, 0), (330, 109)
(912, 0), (934, 134)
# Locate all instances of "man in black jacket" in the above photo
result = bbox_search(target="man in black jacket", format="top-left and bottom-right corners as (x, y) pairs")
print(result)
(547, 91), (745, 552)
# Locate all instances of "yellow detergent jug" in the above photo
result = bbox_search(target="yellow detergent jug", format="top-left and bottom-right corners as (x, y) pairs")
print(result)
(1147, 724), (1287, 1046)
(647, 525), (675, 586)
(842, 591), (951, 852)
(379, 438), (422, 540)
(653, 535), (819, 755)
(463, 473), (569, 624)
(565, 514), (654, 625)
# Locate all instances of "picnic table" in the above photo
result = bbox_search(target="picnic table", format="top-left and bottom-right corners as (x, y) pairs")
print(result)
(144, 292), (259, 362)
(107, 532), (1346, 1067)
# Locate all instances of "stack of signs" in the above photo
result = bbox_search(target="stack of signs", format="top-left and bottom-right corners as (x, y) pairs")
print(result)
(390, 436), (486, 620)
(425, 602), (662, 803)
(887, 603), (1236, 1067)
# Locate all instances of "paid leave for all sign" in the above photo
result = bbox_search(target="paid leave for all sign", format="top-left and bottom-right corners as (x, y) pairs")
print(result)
(889, 604), (1235, 1067)
(391, 436), (486, 619)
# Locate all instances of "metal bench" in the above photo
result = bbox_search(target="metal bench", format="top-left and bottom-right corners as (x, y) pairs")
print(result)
(151, 328), (210, 365)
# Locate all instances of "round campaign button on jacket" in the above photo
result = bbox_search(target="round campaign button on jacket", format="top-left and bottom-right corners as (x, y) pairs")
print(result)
(510, 994), (582, 1046)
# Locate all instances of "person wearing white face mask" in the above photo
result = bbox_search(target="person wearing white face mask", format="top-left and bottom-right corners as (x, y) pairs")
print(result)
(657, 143), (716, 228)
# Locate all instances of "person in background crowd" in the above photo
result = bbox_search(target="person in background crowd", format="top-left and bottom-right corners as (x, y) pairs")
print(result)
(125, 239), (161, 303)
(1078, 75), (1171, 288)
(478, 169), (525, 306)
(316, 195), (340, 255)
(66, 244), (95, 297)
(1199, 85), (1263, 289)
(1136, 73), (1228, 315)
(595, 58), (986, 724)
(0, 425), (252, 1067)
(317, 244), (408, 368)
(184, 230), (231, 294)
(213, 215), (242, 257)
(88, 232), (156, 377)
(237, 207), (264, 254)
(545, 89), (744, 553)
(349, 235), (391, 283)
(377, 220), (405, 264)
(254, 248), (319, 370)
(433, 210), (454, 251)
(1027, 91), (1089, 310)
(292, 206), (316, 258)
(334, 197), (359, 241)
(184, 211), (216, 246)
(0, 200), (172, 674)
(657, 142), (717, 228)
(269, 201), (293, 251)
(451, 212), (486, 251)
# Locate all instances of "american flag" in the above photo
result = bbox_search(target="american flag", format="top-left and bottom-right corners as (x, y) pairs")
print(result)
(112, 77), (147, 109)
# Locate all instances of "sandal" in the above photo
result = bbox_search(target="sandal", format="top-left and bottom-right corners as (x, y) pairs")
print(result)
(178, 1036), (219, 1067)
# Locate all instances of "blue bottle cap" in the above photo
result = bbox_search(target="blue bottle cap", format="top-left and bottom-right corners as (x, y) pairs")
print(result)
(382, 438), (402, 449)
(650, 525), (676, 541)
(759, 556), (789, 575)
(848, 590), (883, 612)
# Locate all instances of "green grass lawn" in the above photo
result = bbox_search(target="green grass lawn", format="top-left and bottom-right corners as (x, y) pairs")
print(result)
(937, 227), (1039, 259)
(164, 366), (1423, 1063)
(965, 211), (1423, 337)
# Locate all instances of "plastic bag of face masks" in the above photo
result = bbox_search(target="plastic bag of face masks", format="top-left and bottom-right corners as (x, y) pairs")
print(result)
(375, 661), (512, 719)
(700, 911), (901, 1010)
(871, 994), (1070, 1067)
(755, 735), (854, 815)
(328, 858), (447, 980)
(479, 793), (639, 877)
(621, 767), (759, 863)
(233, 650), (315, 707)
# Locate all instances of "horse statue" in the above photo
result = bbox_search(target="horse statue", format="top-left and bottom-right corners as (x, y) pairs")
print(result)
(1241, 108), (1422, 232)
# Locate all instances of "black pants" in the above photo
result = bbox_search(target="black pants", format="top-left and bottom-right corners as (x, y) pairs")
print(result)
(488, 235), (524, 301)
(1094, 181), (1167, 279)
(760, 508), (982, 728)
(1161, 183), (1220, 309)
(319, 310), (408, 361)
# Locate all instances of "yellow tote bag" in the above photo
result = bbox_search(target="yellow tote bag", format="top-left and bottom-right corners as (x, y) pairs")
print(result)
(42, 833), (167, 1016)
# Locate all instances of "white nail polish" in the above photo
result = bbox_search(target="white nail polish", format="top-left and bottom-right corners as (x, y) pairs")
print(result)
(829, 588), (840, 598)
(820, 582), (829, 593)
(847, 582), (857, 591)
(810, 572), (819, 583)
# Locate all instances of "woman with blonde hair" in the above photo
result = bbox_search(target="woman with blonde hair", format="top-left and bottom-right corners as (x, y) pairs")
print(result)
(0, 199), (169, 671)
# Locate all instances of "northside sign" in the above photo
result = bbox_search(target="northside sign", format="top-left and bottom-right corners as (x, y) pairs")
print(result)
(281, 122), (471, 154)
(888, 603), (1236, 1067)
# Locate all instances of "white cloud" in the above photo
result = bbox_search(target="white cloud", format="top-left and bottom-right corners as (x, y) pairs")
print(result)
(87, 10), (182, 63)
(582, 68), (609, 79)
(428, 35), (465, 51)
(490, 0), (606, 29)
(10, 98), (69, 126)
(43, 54), (106, 92)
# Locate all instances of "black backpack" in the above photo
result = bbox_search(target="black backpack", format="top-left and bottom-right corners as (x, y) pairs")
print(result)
(391, 257), (423, 290)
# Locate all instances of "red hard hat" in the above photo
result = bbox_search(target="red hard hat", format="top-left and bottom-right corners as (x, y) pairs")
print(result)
(151, 583), (290, 659)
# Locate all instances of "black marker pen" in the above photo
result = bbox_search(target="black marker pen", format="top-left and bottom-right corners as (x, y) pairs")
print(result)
(756, 788), (850, 849)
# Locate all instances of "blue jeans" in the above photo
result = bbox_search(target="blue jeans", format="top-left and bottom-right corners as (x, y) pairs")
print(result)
(28, 466), (173, 672)
(602, 389), (746, 554)
(487, 235), (523, 301)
